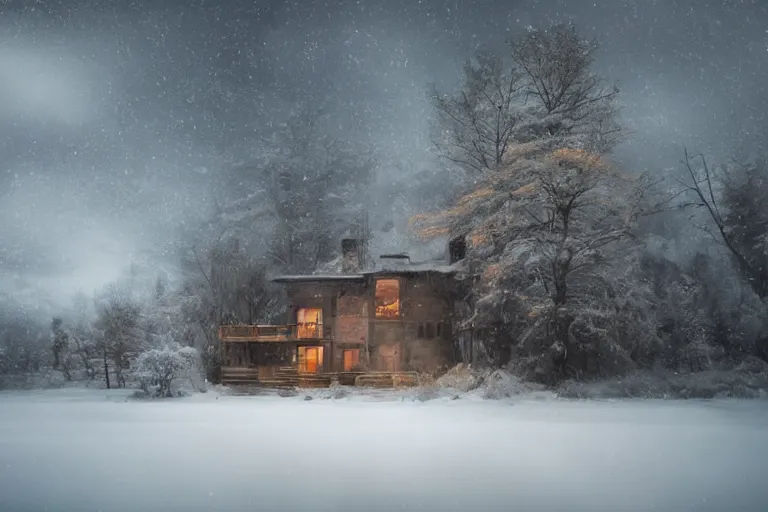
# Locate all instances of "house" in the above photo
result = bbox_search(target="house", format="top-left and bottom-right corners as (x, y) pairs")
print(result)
(219, 238), (465, 387)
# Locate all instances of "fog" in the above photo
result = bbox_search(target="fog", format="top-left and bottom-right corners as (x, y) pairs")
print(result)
(1, 0), (767, 310)
(2, 389), (768, 512)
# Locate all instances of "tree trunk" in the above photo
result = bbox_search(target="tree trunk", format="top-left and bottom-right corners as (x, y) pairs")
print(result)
(103, 345), (111, 390)
(52, 347), (60, 370)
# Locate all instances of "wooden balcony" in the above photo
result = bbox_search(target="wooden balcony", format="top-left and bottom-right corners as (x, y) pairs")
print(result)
(219, 324), (327, 342)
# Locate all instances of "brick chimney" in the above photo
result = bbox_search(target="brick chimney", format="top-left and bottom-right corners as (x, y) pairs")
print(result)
(341, 239), (361, 273)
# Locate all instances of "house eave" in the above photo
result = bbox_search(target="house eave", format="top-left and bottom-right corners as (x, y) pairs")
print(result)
(271, 274), (365, 283)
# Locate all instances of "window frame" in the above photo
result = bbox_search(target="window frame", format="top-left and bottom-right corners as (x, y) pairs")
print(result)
(374, 277), (402, 320)
(342, 348), (361, 372)
(296, 307), (323, 338)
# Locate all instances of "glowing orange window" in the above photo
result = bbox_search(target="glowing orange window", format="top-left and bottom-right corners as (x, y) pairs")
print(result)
(343, 349), (360, 371)
(297, 308), (322, 338)
(375, 279), (400, 319)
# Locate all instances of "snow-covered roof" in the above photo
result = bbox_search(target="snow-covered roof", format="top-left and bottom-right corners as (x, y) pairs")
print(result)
(362, 258), (457, 275)
(271, 274), (365, 283)
(271, 259), (458, 284)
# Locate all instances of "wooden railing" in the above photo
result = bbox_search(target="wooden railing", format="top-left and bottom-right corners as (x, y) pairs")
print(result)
(219, 324), (324, 342)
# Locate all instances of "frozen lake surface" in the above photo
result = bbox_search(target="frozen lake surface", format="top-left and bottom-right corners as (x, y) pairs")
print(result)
(1, 388), (767, 512)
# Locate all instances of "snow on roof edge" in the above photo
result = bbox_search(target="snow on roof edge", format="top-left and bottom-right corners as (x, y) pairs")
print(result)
(271, 261), (459, 283)
(271, 274), (365, 283)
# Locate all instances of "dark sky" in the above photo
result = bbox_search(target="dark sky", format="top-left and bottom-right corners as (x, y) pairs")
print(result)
(1, 0), (767, 307)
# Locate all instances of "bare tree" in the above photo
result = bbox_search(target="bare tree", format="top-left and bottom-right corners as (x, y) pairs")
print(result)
(70, 333), (97, 380)
(675, 150), (768, 300)
(509, 23), (624, 152)
(70, 293), (97, 379)
(93, 285), (142, 388)
(430, 50), (523, 173)
(51, 316), (98, 380)
(264, 102), (373, 273)
(179, 237), (279, 381)
(50, 317), (68, 372)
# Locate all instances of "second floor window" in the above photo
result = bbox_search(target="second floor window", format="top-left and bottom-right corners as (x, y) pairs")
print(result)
(297, 308), (323, 338)
(375, 279), (400, 319)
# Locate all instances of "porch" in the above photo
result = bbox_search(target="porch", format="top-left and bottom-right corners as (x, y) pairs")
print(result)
(219, 365), (421, 389)
(219, 323), (328, 342)
(220, 366), (334, 388)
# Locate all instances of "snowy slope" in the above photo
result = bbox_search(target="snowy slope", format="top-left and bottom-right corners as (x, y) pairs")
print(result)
(1, 389), (767, 512)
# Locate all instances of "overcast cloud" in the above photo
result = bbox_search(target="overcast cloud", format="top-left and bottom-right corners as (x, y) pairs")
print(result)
(0, 0), (766, 309)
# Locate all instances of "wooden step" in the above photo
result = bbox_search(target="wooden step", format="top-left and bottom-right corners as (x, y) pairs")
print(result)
(337, 372), (365, 386)
(355, 375), (394, 388)
(354, 372), (420, 388)
(297, 376), (332, 388)
(257, 380), (298, 389)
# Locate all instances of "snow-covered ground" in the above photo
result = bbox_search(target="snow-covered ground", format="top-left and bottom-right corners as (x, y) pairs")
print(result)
(1, 389), (767, 512)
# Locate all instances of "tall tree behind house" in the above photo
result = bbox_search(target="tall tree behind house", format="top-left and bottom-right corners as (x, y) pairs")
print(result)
(430, 23), (623, 176)
(264, 102), (374, 273)
(415, 24), (645, 380)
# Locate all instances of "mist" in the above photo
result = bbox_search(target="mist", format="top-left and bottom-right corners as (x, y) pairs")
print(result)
(1, 0), (767, 311)
(4, 4), (768, 509)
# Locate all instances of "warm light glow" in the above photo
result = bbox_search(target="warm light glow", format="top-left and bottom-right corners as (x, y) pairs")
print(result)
(298, 346), (323, 373)
(343, 349), (360, 371)
(375, 279), (400, 319)
(408, 186), (501, 240)
(297, 308), (322, 338)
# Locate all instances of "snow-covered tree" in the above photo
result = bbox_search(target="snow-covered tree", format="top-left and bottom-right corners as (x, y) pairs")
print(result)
(430, 50), (523, 173)
(675, 151), (768, 301)
(508, 23), (624, 153)
(135, 343), (198, 397)
(430, 23), (625, 178)
(412, 147), (650, 380)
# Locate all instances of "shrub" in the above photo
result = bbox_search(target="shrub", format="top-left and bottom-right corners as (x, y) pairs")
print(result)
(134, 344), (198, 397)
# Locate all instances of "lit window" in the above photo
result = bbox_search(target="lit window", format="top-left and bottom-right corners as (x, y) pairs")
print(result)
(298, 346), (323, 373)
(343, 349), (360, 371)
(297, 308), (323, 338)
(375, 279), (400, 319)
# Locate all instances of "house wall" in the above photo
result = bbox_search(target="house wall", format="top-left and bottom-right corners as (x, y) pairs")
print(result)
(285, 281), (368, 371)
(333, 292), (369, 371)
(367, 272), (455, 374)
(279, 273), (456, 375)
(286, 283), (334, 339)
(335, 294), (369, 343)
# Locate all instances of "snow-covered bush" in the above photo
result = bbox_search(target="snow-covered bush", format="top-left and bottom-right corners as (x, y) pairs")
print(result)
(134, 343), (198, 397)
(482, 369), (547, 399)
(435, 363), (486, 392)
